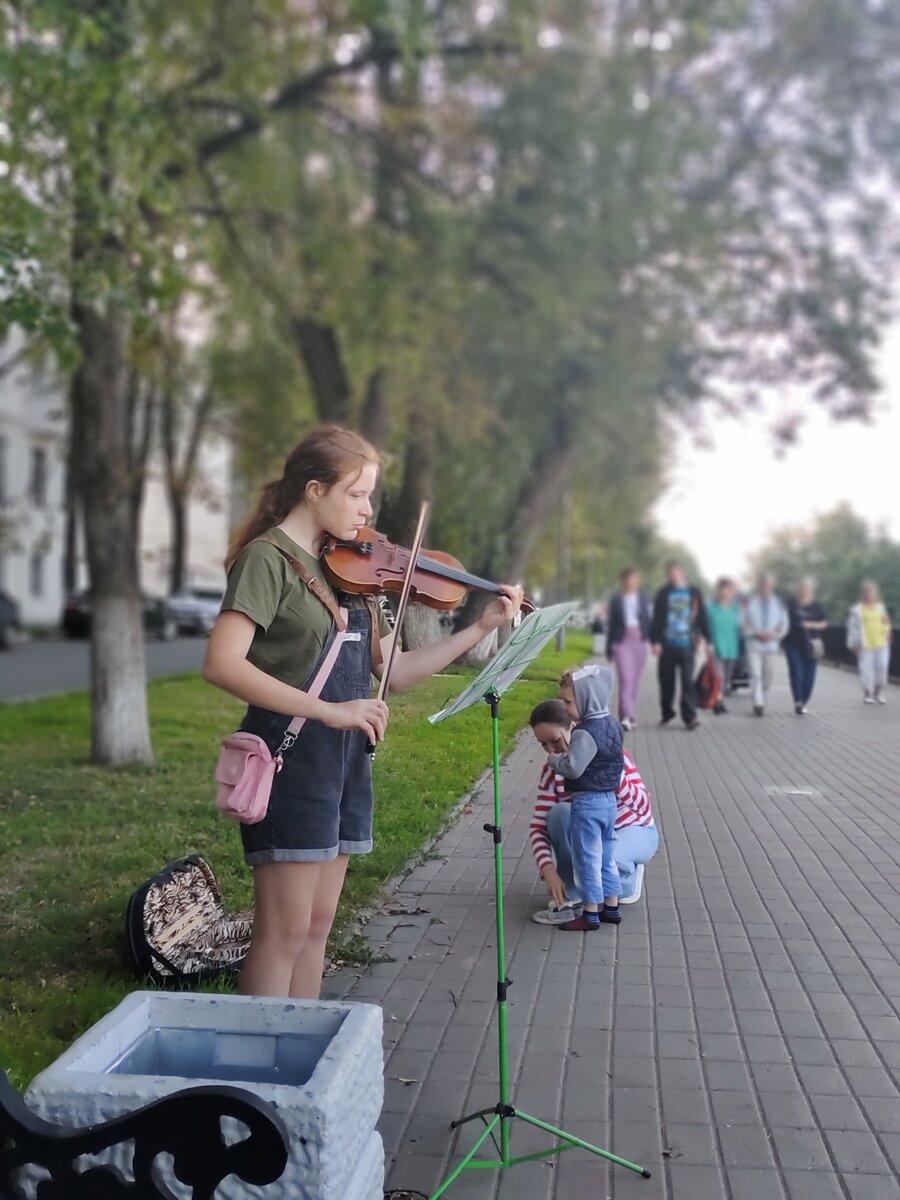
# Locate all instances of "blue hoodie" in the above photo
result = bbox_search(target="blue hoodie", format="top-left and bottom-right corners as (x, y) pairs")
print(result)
(548, 665), (623, 793)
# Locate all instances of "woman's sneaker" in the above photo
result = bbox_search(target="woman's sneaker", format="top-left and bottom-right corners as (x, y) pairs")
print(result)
(620, 864), (644, 904)
(621, 717), (634, 731)
(531, 901), (582, 925)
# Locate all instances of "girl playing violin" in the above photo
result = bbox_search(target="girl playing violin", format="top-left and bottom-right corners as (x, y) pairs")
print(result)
(204, 424), (523, 999)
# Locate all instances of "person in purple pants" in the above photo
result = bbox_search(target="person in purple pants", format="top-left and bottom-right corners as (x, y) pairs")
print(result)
(606, 567), (652, 731)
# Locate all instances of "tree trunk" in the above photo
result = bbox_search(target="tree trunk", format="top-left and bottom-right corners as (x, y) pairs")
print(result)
(71, 301), (152, 765)
(399, 601), (444, 651)
(63, 422), (80, 594)
(360, 367), (389, 448)
(554, 488), (572, 652)
(455, 622), (497, 667)
(126, 373), (156, 544)
(383, 398), (435, 545)
(169, 486), (188, 595)
(290, 317), (352, 423)
(501, 430), (576, 582)
(160, 370), (215, 595)
(63, 499), (79, 595)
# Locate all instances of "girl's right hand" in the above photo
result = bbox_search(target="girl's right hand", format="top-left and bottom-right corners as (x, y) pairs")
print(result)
(323, 698), (390, 743)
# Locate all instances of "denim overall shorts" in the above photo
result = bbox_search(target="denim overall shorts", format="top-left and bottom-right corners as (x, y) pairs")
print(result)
(238, 602), (376, 866)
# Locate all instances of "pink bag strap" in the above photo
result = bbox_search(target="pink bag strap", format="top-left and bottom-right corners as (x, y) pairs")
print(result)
(275, 608), (349, 754)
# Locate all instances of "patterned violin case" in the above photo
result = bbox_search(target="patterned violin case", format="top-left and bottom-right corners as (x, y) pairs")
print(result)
(125, 855), (252, 984)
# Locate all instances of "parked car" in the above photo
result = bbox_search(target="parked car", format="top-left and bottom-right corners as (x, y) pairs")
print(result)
(166, 585), (225, 635)
(0, 590), (22, 650)
(62, 591), (177, 641)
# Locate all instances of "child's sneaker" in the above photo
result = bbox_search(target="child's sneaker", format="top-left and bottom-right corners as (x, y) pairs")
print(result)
(531, 901), (582, 926)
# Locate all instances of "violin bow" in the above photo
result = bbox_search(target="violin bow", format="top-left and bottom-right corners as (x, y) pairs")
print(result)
(377, 499), (431, 701)
(368, 500), (431, 753)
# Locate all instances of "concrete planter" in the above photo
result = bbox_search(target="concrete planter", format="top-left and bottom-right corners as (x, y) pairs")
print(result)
(25, 991), (384, 1199)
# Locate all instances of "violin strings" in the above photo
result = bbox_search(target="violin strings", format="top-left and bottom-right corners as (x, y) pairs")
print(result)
(340, 536), (501, 595)
(407, 553), (501, 595)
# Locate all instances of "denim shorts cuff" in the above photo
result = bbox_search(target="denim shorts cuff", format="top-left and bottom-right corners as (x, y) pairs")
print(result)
(338, 838), (373, 855)
(245, 847), (339, 866)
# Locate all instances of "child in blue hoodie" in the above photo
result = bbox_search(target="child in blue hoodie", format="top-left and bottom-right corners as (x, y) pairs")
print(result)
(548, 664), (624, 931)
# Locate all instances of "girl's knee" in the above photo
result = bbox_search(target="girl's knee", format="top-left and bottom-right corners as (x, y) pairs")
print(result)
(306, 905), (338, 947)
(253, 913), (312, 961)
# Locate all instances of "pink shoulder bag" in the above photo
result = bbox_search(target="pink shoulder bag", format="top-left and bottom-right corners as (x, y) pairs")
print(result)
(214, 611), (348, 824)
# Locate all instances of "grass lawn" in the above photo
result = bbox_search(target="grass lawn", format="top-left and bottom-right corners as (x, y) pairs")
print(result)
(0, 629), (591, 1088)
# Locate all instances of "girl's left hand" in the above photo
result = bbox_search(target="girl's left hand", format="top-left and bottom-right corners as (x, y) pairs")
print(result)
(477, 585), (524, 633)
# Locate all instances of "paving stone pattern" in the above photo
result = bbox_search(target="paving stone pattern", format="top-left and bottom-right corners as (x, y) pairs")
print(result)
(323, 659), (900, 1199)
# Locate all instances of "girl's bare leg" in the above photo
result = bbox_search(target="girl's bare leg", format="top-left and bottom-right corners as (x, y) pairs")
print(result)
(240, 861), (325, 998)
(288, 855), (349, 998)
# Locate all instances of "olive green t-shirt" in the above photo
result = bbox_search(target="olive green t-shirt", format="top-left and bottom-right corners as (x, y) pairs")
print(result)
(221, 527), (388, 690)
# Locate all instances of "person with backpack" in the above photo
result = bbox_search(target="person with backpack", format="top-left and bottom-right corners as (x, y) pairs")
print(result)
(650, 560), (710, 730)
(203, 425), (522, 1000)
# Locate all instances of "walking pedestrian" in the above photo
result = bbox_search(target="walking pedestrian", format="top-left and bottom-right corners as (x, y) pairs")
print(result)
(606, 567), (652, 731)
(847, 580), (893, 704)
(706, 577), (742, 712)
(650, 560), (710, 731)
(784, 578), (828, 715)
(742, 574), (788, 716)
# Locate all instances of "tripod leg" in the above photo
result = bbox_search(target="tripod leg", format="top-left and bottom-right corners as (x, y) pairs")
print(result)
(429, 1114), (502, 1200)
(515, 1110), (651, 1177)
(449, 1106), (498, 1130)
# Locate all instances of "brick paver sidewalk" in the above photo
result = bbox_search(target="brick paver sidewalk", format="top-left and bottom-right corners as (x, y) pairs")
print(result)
(324, 659), (900, 1200)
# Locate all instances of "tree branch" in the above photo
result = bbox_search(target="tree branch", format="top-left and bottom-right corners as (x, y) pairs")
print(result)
(177, 36), (515, 172)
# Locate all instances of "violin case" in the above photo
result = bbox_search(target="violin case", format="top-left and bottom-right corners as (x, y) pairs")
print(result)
(125, 855), (252, 985)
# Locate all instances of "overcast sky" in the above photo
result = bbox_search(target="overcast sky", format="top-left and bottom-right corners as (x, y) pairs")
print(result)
(654, 326), (900, 585)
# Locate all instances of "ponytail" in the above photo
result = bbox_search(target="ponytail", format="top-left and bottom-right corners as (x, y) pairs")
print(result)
(226, 425), (379, 570)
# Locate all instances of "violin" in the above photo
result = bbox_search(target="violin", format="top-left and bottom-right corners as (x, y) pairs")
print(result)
(322, 527), (535, 615)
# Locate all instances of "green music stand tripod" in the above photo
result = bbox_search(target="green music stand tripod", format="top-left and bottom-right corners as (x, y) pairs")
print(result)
(426, 605), (650, 1197)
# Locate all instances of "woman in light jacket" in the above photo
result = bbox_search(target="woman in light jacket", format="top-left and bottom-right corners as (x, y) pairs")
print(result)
(606, 567), (652, 731)
(847, 580), (892, 704)
(742, 574), (789, 717)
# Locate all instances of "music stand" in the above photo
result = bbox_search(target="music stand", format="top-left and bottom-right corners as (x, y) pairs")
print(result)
(424, 604), (650, 1197)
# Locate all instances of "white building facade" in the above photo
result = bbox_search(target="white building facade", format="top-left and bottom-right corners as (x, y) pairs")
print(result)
(0, 334), (231, 628)
(0, 339), (70, 626)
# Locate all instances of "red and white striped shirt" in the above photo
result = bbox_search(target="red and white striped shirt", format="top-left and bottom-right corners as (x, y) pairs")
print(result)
(529, 750), (654, 876)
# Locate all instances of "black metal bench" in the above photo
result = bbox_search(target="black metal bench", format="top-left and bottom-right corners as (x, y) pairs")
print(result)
(0, 1068), (288, 1199)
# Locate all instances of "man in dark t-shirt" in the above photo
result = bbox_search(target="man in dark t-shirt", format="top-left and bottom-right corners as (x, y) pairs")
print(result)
(650, 560), (710, 730)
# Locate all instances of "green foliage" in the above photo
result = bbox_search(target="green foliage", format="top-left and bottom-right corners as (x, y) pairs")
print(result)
(0, 633), (589, 1087)
(4, 0), (900, 603)
(749, 504), (900, 618)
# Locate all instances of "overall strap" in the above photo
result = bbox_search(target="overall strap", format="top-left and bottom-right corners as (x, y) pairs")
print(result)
(364, 595), (385, 669)
(281, 608), (350, 742)
(252, 538), (347, 632)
